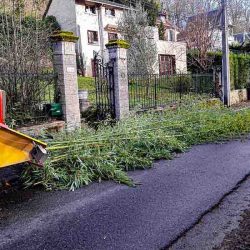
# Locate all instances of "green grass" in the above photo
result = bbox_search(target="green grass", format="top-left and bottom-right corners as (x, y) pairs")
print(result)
(77, 76), (215, 109)
(128, 75), (214, 109)
(22, 101), (250, 191)
(78, 76), (96, 104)
(78, 76), (95, 90)
(129, 83), (213, 108)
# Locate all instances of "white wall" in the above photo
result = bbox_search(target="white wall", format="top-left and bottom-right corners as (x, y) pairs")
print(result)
(47, 0), (77, 33)
(75, 4), (123, 76)
(76, 3), (101, 76)
(157, 41), (187, 73)
(49, 1), (188, 76)
(152, 27), (187, 73)
(101, 7), (123, 45)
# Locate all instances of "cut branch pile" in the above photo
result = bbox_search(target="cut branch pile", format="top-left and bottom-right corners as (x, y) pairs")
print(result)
(23, 102), (250, 191)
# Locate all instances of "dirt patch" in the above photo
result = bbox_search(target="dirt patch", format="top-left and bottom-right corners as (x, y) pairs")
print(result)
(216, 209), (250, 250)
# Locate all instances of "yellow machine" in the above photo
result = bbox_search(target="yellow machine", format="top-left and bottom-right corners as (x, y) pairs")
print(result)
(0, 90), (48, 169)
(0, 124), (47, 168)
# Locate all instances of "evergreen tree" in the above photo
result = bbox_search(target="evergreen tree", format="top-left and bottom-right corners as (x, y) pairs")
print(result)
(158, 21), (165, 40)
(118, 2), (158, 75)
(113, 0), (160, 26)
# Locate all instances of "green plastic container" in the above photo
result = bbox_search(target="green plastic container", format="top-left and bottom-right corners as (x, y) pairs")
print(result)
(50, 103), (63, 117)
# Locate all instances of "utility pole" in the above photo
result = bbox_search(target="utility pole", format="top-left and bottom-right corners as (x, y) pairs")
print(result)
(221, 0), (231, 106)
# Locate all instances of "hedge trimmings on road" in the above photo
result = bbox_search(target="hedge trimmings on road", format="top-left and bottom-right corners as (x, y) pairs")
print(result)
(22, 102), (250, 191)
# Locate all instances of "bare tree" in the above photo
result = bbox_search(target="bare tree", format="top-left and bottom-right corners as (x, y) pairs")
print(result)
(179, 9), (221, 72)
(0, 0), (58, 123)
(227, 0), (250, 33)
(161, 0), (219, 27)
(161, 0), (249, 33)
(0, 0), (53, 73)
(118, 2), (158, 75)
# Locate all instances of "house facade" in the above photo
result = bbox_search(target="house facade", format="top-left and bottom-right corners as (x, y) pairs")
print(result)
(234, 32), (250, 45)
(155, 12), (186, 75)
(46, 0), (187, 76)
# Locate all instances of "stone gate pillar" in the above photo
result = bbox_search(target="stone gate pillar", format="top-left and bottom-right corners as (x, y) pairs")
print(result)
(106, 40), (130, 120)
(50, 31), (81, 131)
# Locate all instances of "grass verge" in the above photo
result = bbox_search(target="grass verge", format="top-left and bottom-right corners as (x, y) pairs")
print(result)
(78, 76), (96, 104)
(22, 101), (250, 191)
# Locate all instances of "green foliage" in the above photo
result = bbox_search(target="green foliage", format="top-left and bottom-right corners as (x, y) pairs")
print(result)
(0, 14), (60, 36)
(44, 15), (61, 32)
(188, 51), (250, 90)
(158, 21), (165, 40)
(113, 0), (160, 26)
(23, 103), (250, 191)
(118, 2), (157, 75)
(230, 42), (250, 53)
(78, 76), (96, 104)
(106, 39), (130, 49)
(50, 31), (78, 42)
(145, 0), (160, 26)
(228, 53), (250, 90)
(78, 76), (95, 90)
(166, 75), (192, 92)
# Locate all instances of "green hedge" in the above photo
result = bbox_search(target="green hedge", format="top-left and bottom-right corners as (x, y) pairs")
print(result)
(188, 51), (250, 90)
(218, 53), (250, 90)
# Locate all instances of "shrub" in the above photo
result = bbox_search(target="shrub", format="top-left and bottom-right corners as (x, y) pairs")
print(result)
(44, 15), (61, 31)
(188, 51), (250, 90)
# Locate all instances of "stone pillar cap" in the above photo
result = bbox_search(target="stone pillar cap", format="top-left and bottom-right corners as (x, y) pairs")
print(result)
(50, 31), (79, 43)
(105, 39), (130, 49)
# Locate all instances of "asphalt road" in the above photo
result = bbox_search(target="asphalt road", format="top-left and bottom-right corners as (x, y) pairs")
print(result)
(1, 139), (250, 250)
(170, 176), (250, 250)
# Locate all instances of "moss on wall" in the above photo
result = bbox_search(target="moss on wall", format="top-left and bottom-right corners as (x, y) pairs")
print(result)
(50, 31), (78, 43)
(105, 39), (130, 49)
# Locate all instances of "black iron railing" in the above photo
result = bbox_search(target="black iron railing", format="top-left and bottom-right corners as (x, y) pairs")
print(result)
(0, 71), (58, 125)
(128, 73), (216, 110)
(94, 56), (115, 120)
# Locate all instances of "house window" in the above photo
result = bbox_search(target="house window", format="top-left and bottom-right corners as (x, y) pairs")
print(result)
(168, 30), (175, 42)
(159, 55), (176, 76)
(105, 8), (115, 16)
(85, 5), (96, 14)
(108, 33), (118, 41)
(88, 31), (98, 44)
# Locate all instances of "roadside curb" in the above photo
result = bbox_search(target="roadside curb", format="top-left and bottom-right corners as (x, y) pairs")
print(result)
(163, 171), (250, 249)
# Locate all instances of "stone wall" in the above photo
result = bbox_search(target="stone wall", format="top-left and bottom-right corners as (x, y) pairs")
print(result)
(106, 40), (130, 120)
(230, 89), (249, 105)
(51, 34), (81, 131)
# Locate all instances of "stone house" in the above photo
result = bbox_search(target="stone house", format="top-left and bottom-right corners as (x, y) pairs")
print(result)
(45, 0), (187, 76)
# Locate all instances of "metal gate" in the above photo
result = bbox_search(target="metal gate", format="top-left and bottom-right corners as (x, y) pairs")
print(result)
(94, 55), (115, 120)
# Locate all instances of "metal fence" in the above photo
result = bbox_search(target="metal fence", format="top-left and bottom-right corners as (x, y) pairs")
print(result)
(94, 56), (115, 120)
(128, 73), (216, 110)
(0, 71), (58, 126)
